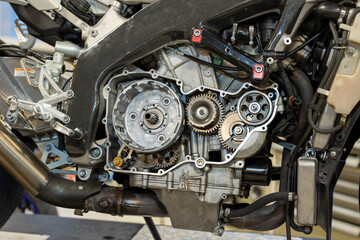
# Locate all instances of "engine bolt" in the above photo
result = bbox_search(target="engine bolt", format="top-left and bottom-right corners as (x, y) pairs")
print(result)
(195, 158), (206, 168)
(255, 65), (263, 73)
(91, 29), (98, 37)
(66, 90), (74, 98)
(99, 199), (109, 208)
(196, 106), (209, 119)
(233, 126), (244, 135)
(330, 151), (337, 158)
(305, 148), (316, 157)
(63, 116), (70, 123)
(90, 147), (101, 158)
(249, 102), (261, 114)
(113, 157), (124, 167)
(284, 37), (292, 45)
(193, 29), (202, 37)
(45, 144), (52, 151)
(347, 47), (356, 56)
(78, 169), (87, 178)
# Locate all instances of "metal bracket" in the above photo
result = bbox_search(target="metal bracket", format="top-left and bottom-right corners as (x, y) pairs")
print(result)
(16, 58), (74, 124)
(41, 143), (71, 169)
(191, 27), (267, 84)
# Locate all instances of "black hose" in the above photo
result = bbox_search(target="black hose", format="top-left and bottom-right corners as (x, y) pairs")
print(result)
(228, 192), (290, 218)
(289, 68), (314, 143)
(285, 29), (327, 58)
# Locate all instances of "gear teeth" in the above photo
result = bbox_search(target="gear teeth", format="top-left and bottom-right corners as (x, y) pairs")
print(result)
(186, 92), (225, 135)
(218, 111), (244, 152)
(151, 150), (179, 169)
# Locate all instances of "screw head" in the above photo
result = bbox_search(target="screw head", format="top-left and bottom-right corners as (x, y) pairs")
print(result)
(99, 199), (109, 208)
(255, 65), (263, 73)
(195, 158), (205, 168)
(66, 90), (74, 98)
(78, 185), (84, 191)
(193, 29), (201, 37)
(90, 147), (101, 158)
(347, 47), (356, 56)
(45, 144), (52, 151)
(233, 126), (244, 135)
(305, 148), (316, 157)
(78, 169), (87, 178)
(91, 29), (98, 37)
(284, 37), (292, 45)
(43, 113), (51, 121)
(330, 151), (337, 158)
(249, 102), (261, 114)
(63, 116), (70, 123)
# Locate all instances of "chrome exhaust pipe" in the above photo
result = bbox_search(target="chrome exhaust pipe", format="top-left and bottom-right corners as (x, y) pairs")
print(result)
(0, 124), (102, 208)
(0, 124), (167, 217)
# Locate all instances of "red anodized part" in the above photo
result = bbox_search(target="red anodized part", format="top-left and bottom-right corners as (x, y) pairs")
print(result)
(253, 64), (265, 80)
(192, 28), (203, 43)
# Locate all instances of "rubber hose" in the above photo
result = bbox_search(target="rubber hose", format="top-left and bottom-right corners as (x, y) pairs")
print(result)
(228, 192), (290, 218)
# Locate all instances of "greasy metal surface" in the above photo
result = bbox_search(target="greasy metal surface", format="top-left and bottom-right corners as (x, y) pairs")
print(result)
(65, 0), (283, 156)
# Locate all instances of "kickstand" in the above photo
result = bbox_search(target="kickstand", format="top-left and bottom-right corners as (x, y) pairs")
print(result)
(144, 217), (162, 240)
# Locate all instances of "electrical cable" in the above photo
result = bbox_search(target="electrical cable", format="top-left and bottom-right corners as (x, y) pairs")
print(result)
(168, 47), (251, 79)
(285, 28), (328, 58)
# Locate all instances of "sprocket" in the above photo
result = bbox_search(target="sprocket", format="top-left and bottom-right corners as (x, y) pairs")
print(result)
(218, 112), (247, 152)
(186, 92), (224, 135)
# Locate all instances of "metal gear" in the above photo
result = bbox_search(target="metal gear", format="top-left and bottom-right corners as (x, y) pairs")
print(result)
(150, 150), (179, 168)
(186, 93), (224, 135)
(218, 112), (247, 152)
(237, 90), (272, 126)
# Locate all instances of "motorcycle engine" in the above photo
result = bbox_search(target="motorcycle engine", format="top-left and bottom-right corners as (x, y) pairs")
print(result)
(103, 45), (281, 231)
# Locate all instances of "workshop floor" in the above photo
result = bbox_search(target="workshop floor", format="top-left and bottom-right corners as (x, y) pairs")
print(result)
(1, 213), (319, 240)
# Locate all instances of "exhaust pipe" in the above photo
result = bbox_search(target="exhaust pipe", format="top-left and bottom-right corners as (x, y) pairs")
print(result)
(0, 124), (167, 217)
(0, 123), (101, 208)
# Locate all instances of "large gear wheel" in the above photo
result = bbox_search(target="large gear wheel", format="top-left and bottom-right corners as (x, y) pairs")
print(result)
(150, 150), (179, 169)
(186, 93), (224, 135)
(218, 112), (247, 152)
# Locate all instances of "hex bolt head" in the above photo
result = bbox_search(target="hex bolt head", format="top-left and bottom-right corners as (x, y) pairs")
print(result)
(90, 147), (101, 158)
(78, 169), (87, 178)
(233, 126), (244, 135)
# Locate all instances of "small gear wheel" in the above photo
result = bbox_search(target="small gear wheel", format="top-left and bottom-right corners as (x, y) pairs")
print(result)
(218, 112), (247, 152)
(150, 150), (179, 168)
(186, 93), (224, 134)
